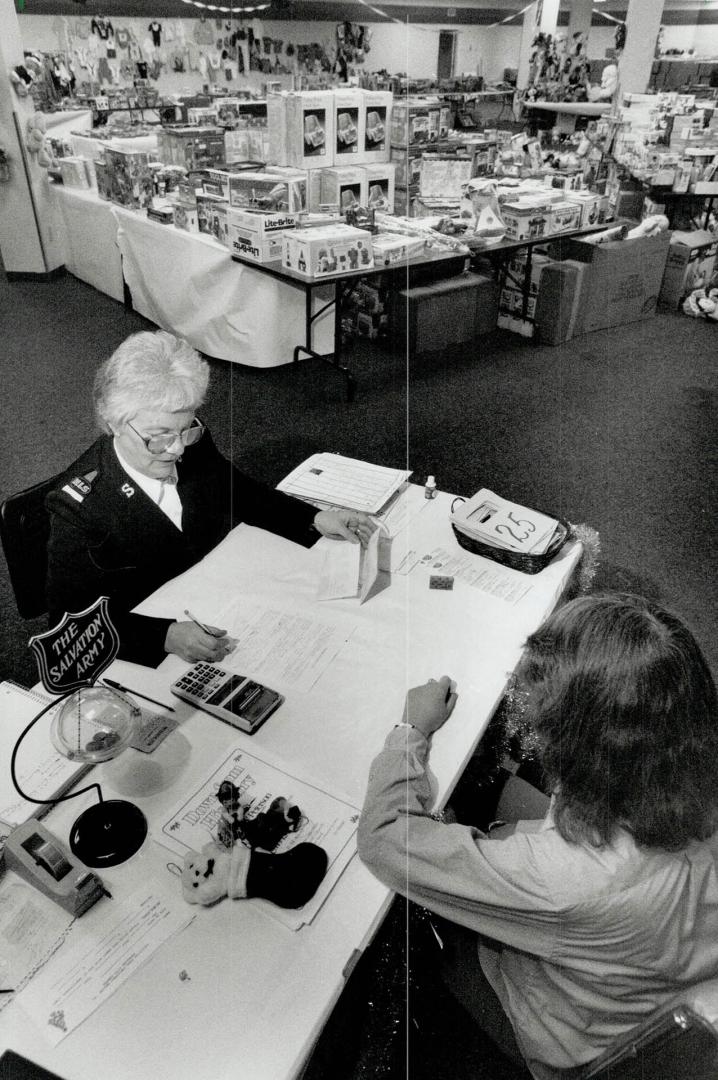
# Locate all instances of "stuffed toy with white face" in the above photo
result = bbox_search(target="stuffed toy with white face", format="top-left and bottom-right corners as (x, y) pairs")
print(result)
(181, 840), (329, 908)
(587, 63), (618, 102)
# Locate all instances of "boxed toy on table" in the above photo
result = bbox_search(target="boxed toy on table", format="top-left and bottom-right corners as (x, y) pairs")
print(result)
(229, 208), (298, 240)
(268, 92), (334, 170)
(197, 193), (229, 245)
(228, 212), (286, 264)
(104, 147), (153, 209)
(362, 90), (392, 163)
(58, 156), (92, 189)
(157, 126), (226, 171)
(391, 146), (424, 191)
(371, 232), (426, 267)
(564, 190), (604, 228)
(187, 106), (218, 125)
(365, 163), (395, 212)
(201, 164), (261, 200)
(310, 167), (367, 214)
(172, 188), (198, 232)
(228, 171), (307, 212)
(224, 127), (267, 164)
(333, 89), (364, 163)
(94, 158), (112, 200)
(282, 224), (374, 278)
(548, 201), (581, 234)
(390, 97), (441, 147)
(419, 154), (473, 200)
(501, 200), (551, 241)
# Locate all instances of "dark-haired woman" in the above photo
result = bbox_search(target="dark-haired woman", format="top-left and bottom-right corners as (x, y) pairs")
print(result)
(357, 594), (718, 1079)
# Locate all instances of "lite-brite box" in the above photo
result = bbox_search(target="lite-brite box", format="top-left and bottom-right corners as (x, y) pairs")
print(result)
(548, 201), (581, 234)
(104, 147), (153, 209)
(501, 200), (551, 241)
(156, 126), (226, 170)
(390, 98), (441, 147)
(282, 224), (374, 277)
(362, 90), (392, 163)
(197, 193), (229, 244)
(227, 207), (298, 240)
(333, 89), (364, 162)
(364, 163), (395, 212)
(419, 154), (473, 199)
(228, 225), (283, 264)
(270, 92), (335, 170)
(371, 232), (426, 266)
(311, 167), (367, 214)
(228, 171), (306, 212)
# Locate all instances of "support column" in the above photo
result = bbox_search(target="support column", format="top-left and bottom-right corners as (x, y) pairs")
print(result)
(0, 0), (64, 276)
(617, 0), (664, 97)
(516, 0), (560, 90)
(566, 0), (593, 44)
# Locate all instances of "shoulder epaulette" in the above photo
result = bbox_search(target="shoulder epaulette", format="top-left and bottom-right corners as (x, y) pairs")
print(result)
(60, 469), (98, 504)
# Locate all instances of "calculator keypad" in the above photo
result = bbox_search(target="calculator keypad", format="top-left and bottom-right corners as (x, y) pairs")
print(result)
(174, 662), (229, 702)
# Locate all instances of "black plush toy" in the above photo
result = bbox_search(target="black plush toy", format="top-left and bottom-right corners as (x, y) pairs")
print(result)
(215, 779), (302, 851)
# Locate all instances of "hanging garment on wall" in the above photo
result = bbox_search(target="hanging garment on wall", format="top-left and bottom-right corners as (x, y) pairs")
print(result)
(73, 18), (90, 40)
(97, 56), (113, 84)
(106, 43), (116, 58)
(194, 20), (214, 45)
(91, 17), (113, 40)
(136, 60), (149, 79)
(149, 22), (162, 48)
(150, 58), (162, 80)
(115, 27), (130, 49)
(120, 59), (134, 79)
(198, 52), (208, 78)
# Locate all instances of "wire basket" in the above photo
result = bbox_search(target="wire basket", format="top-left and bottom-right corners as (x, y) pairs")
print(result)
(451, 517), (570, 575)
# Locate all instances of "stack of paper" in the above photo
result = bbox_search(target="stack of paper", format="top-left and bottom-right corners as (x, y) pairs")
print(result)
(452, 489), (560, 556)
(277, 453), (411, 514)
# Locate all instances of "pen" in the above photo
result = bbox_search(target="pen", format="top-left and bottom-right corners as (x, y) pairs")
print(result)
(102, 678), (176, 713)
(0, 990), (14, 994)
(184, 608), (220, 637)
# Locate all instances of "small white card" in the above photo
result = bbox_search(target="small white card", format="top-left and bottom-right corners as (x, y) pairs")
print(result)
(317, 541), (362, 600)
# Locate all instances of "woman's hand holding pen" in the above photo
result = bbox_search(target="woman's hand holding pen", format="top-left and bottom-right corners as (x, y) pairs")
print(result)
(165, 620), (234, 663)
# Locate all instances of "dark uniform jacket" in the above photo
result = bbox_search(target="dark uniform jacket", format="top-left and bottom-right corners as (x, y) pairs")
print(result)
(46, 430), (319, 666)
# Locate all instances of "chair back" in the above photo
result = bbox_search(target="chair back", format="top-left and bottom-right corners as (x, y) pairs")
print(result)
(0, 474), (60, 619)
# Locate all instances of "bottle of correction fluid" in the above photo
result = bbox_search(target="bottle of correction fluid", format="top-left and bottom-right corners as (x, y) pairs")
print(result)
(425, 475), (437, 499)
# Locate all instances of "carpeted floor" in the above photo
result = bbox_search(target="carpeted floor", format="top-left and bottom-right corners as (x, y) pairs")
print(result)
(0, 268), (716, 1078)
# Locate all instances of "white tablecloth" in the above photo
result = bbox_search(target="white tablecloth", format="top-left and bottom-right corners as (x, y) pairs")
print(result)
(48, 184), (125, 303)
(113, 206), (334, 367)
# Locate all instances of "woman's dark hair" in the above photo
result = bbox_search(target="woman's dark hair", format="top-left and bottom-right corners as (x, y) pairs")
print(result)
(519, 593), (718, 850)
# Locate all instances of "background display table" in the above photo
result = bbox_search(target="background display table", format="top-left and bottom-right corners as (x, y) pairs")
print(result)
(48, 184), (124, 303)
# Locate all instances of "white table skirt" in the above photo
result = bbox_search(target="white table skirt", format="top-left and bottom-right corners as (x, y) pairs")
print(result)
(48, 184), (125, 303)
(114, 206), (334, 367)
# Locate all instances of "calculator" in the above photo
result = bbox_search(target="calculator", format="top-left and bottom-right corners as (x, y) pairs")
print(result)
(170, 663), (284, 734)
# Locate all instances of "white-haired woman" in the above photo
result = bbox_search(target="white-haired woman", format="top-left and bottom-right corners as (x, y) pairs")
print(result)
(46, 331), (374, 666)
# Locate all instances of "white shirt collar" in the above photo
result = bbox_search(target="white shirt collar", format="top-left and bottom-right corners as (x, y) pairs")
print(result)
(113, 440), (183, 531)
(113, 439), (177, 497)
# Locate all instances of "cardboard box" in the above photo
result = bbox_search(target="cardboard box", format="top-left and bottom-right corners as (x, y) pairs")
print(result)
(173, 202), (199, 232)
(364, 163), (395, 213)
(282, 224), (374, 278)
(548, 201), (581, 234)
(228, 171), (307, 212)
(201, 166), (257, 200)
(157, 127), (226, 170)
(371, 233), (427, 267)
(362, 90), (392, 163)
(224, 127), (267, 164)
(311, 167), (367, 214)
(419, 154), (473, 199)
(104, 147), (153, 209)
(391, 272), (498, 353)
(390, 98), (441, 148)
(534, 260), (589, 344)
(562, 231), (671, 333)
(197, 193), (229, 245)
(501, 201), (550, 241)
(228, 227), (283, 263)
(94, 158), (112, 200)
(497, 253), (551, 336)
(391, 146), (424, 190)
(227, 207), (297, 239)
(564, 191), (604, 228)
(271, 92), (335, 170)
(659, 229), (718, 307)
(59, 156), (91, 189)
(333, 89), (364, 164)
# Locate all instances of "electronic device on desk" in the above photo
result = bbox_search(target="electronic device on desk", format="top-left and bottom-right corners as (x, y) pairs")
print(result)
(3, 820), (109, 917)
(171, 663), (284, 734)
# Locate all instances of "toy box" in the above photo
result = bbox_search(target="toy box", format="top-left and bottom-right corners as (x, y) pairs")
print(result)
(147, 202), (175, 225)
(187, 106), (218, 125)
(94, 158), (112, 200)
(390, 98), (441, 148)
(197, 193), (229, 244)
(659, 229), (718, 307)
(391, 146), (423, 190)
(362, 90), (392, 163)
(282, 224), (374, 278)
(201, 165), (260, 200)
(311, 167), (367, 214)
(228, 171), (307, 212)
(59, 156), (91, 189)
(501, 201), (550, 241)
(104, 147), (153, 209)
(224, 127), (267, 164)
(228, 226), (283, 264)
(564, 190), (604, 228)
(156, 126), (226, 171)
(548, 201), (581, 234)
(227, 208), (298, 240)
(333, 89), (364, 163)
(364, 164), (395, 213)
(269, 92), (335, 170)
(419, 154), (473, 199)
(371, 232), (426, 267)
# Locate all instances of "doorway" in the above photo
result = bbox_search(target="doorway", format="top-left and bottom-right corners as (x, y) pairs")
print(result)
(437, 30), (456, 81)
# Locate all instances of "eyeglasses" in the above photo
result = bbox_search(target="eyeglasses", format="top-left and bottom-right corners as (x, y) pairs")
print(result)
(127, 417), (205, 455)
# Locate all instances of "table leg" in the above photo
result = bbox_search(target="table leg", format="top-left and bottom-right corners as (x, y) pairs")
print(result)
(521, 245), (533, 320)
(291, 282), (355, 402)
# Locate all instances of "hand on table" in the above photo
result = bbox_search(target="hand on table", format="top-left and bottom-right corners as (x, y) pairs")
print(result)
(313, 509), (378, 546)
(402, 676), (457, 738)
(165, 621), (234, 663)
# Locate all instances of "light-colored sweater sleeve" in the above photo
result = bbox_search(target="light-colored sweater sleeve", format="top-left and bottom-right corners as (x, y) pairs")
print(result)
(357, 727), (562, 959)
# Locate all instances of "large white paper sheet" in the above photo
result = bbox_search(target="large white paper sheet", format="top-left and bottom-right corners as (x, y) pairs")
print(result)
(0, 880), (74, 1014)
(395, 545), (535, 605)
(17, 885), (193, 1045)
(277, 454), (411, 513)
(155, 743), (360, 930)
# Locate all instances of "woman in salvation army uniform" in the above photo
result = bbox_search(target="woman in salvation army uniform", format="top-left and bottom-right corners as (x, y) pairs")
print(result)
(46, 331), (375, 666)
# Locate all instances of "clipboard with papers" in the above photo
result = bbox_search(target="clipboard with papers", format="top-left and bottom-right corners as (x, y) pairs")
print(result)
(277, 453), (412, 514)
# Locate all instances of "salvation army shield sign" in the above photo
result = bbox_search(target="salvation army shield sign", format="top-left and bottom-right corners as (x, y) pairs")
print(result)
(30, 597), (120, 694)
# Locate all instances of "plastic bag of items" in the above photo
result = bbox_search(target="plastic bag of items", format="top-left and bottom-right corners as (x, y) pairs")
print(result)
(460, 178), (506, 241)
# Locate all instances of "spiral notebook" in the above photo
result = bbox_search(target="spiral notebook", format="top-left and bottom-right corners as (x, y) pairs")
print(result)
(0, 681), (92, 833)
